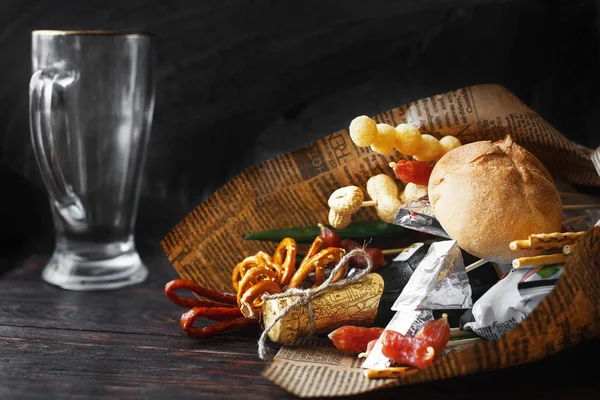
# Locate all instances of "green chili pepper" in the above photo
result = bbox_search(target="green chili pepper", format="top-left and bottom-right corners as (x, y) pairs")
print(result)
(243, 221), (405, 243)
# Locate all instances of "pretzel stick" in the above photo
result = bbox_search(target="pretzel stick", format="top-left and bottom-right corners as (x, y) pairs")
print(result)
(563, 204), (600, 210)
(529, 231), (586, 245)
(364, 367), (419, 379)
(512, 253), (568, 269)
(465, 259), (487, 272)
(510, 231), (586, 250)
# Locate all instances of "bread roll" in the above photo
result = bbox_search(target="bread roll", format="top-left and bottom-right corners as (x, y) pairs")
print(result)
(428, 135), (562, 263)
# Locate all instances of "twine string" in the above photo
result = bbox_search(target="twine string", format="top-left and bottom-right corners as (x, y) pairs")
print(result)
(257, 248), (373, 360)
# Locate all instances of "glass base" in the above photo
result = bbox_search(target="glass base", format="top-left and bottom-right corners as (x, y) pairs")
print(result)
(41, 243), (148, 291)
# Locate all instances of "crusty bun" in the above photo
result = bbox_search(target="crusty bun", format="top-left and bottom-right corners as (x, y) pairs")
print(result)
(428, 135), (562, 264)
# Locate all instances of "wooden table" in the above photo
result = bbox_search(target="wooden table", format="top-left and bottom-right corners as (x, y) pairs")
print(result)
(1, 234), (599, 400)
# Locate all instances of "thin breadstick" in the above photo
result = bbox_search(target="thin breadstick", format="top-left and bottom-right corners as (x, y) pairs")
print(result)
(465, 259), (487, 272)
(562, 244), (576, 255)
(509, 239), (531, 250)
(529, 231), (586, 246)
(361, 200), (377, 207)
(512, 253), (568, 269)
(563, 204), (600, 210)
(562, 215), (588, 225)
(511, 231), (586, 251)
(364, 367), (419, 379)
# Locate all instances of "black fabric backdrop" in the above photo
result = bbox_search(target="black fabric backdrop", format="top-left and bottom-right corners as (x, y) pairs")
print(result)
(1, 0), (599, 248)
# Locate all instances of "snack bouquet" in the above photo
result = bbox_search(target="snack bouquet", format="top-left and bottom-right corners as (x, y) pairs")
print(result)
(162, 84), (600, 397)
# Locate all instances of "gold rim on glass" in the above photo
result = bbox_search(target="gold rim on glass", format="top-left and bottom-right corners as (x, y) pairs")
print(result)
(32, 30), (151, 38)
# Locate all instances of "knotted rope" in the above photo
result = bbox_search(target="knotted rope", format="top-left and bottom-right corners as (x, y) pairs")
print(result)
(257, 248), (373, 360)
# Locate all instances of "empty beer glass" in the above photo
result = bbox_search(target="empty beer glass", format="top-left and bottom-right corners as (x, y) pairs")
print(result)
(29, 31), (155, 290)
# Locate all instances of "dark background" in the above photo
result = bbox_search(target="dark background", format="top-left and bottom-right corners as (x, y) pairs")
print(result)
(2, 0), (600, 250)
(2, 0), (600, 251)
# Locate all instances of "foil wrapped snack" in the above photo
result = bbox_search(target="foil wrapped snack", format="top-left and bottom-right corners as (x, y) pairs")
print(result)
(362, 309), (434, 370)
(363, 240), (473, 370)
(392, 240), (472, 311)
(262, 273), (384, 344)
(394, 198), (450, 238)
(462, 264), (564, 340)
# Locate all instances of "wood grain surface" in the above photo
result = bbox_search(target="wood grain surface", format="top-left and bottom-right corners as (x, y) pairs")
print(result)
(0, 237), (599, 399)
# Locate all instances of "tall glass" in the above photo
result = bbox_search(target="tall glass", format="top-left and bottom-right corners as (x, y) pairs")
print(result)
(29, 31), (154, 290)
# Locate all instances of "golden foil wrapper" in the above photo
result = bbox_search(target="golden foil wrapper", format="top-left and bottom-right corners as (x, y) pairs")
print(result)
(262, 273), (384, 344)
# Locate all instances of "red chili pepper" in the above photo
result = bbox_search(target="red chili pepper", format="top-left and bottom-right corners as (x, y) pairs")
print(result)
(392, 160), (434, 186)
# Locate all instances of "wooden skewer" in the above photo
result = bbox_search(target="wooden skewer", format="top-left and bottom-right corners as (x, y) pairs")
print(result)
(562, 215), (588, 225)
(380, 240), (444, 256)
(512, 253), (568, 269)
(563, 204), (600, 210)
(381, 248), (406, 255)
(465, 259), (488, 272)
(361, 200), (377, 208)
(445, 337), (486, 348)
(450, 328), (479, 339)
(364, 367), (419, 379)
(559, 191), (600, 200)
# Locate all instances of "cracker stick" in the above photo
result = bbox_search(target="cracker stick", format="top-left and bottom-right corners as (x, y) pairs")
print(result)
(364, 367), (419, 379)
(509, 239), (531, 250)
(512, 253), (568, 269)
(529, 231), (586, 246)
(510, 231), (586, 250)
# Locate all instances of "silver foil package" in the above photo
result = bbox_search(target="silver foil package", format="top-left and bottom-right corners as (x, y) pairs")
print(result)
(361, 309), (433, 370)
(362, 240), (473, 370)
(394, 198), (450, 238)
(462, 264), (564, 340)
(392, 240), (473, 311)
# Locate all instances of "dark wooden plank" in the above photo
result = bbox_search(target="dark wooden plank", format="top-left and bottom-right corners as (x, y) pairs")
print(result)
(0, 249), (208, 336)
(0, 279), (180, 336)
(1, 325), (599, 400)
(0, 325), (283, 400)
